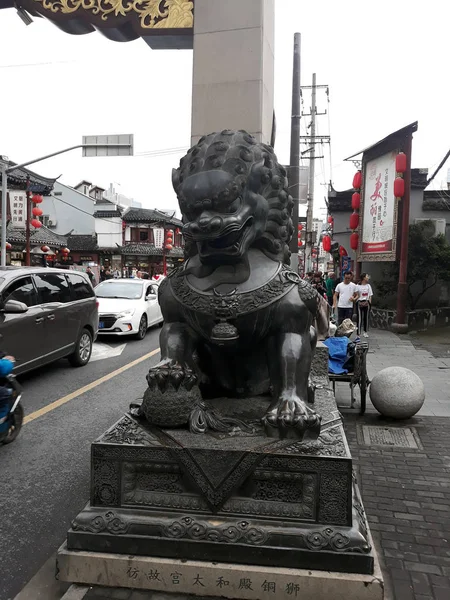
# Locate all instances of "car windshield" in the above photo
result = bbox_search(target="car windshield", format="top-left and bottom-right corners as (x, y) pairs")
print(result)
(95, 282), (143, 300)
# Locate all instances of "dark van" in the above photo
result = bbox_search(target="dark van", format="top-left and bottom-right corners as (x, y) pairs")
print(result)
(0, 267), (98, 375)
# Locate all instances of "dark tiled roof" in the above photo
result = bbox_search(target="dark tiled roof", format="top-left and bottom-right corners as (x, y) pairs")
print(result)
(119, 244), (184, 257)
(6, 223), (67, 247)
(0, 160), (57, 195)
(93, 210), (122, 218)
(67, 234), (98, 251)
(411, 169), (429, 189)
(123, 208), (182, 227)
(423, 190), (450, 211)
(328, 187), (352, 212)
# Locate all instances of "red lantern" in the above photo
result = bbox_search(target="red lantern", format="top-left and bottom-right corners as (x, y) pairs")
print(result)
(165, 244), (173, 251)
(61, 247), (70, 255)
(32, 194), (43, 204)
(298, 240), (303, 247)
(298, 223), (303, 231)
(5, 242), (12, 251)
(175, 228), (181, 235)
(30, 218), (42, 228)
(394, 177), (405, 198)
(350, 232), (359, 251)
(352, 171), (362, 189)
(396, 152), (407, 174)
(32, 206), (43, 217)
(351, 192), (361, 210)
(41, 245), (50, 253)
(339, 246), (347, 257)
(322, 235), (331, 252)
(349, 212), (359, 230)
(327, 215), (333, 224)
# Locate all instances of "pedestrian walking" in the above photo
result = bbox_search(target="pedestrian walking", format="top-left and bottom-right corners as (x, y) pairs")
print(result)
(312, 272), (327, 299)
(86, 267), (96, 287)
(99, 266), (106, 282)
(355, 273), (373, 338)
(333, 271), (357, 325)
(325, 271), (336, 306)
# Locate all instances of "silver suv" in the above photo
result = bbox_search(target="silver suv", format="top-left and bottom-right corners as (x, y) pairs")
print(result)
(0, 267), (98, 375)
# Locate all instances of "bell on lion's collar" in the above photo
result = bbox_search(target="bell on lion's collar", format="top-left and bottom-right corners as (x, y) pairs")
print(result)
(211, 320), (239, 346)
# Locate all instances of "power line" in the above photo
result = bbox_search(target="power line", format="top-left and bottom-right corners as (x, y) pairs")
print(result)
(49, 194), (122, 226)
(0, 60), (76, 69)
(136, 147), (187, 157)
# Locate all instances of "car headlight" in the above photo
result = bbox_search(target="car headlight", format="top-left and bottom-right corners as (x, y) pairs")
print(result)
(117, 309), (135, 318)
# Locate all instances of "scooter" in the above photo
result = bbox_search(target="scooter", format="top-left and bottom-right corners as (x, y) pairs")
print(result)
(0, 374), (24, 445)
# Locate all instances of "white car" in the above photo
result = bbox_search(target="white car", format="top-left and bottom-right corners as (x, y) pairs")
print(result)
(95, 279), (163, 339)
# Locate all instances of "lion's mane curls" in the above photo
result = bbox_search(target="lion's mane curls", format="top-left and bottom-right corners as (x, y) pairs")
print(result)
(172, 130), (294, 264)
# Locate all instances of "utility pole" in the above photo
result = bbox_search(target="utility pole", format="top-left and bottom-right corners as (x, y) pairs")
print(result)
(306, 73), (317, 272)
(301, 76), (329, 272)
(288, 33), (301, 270)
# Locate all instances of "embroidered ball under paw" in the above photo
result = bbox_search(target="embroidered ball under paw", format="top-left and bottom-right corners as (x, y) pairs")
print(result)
(142, 385), (202, 428)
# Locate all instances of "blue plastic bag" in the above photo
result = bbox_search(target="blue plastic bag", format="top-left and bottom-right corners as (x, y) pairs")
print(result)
(323, 337), (350, 374)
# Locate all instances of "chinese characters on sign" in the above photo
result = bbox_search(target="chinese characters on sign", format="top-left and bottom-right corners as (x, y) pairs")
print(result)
(124, 566), (305, 596)
(361, 151), (397, 260)
(9, 190), (26, 229)
(154, 228), (164, 249)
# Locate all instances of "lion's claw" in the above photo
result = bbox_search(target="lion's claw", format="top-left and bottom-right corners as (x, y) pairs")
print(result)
(263, 395), (321, 440)
(146, 361), (198, 393)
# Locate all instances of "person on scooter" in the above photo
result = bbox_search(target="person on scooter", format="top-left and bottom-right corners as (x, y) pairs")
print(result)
(0, 353), (15, 436)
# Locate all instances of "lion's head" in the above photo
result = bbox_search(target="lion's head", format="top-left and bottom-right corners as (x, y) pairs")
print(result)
(172, 130), (294, 266)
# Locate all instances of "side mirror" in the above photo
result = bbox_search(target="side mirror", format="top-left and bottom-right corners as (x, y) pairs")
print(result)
(3, 300), (28, 314)
(146, 293), (157, 301)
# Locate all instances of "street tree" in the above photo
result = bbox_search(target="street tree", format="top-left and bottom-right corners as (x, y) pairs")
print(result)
(377, 220), (450, 310)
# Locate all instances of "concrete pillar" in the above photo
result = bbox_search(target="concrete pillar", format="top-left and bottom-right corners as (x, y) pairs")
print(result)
(191, 0), (274, 146)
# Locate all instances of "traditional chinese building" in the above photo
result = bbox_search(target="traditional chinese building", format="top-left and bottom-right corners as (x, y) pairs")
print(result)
(5, 222), (67, 266)
(66, 234), (99, 266)
(120, 208), (184, 276)
(0, 158), (59, 265)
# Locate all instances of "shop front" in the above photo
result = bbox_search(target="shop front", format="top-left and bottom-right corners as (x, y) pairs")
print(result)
(121, 246), (185, 278)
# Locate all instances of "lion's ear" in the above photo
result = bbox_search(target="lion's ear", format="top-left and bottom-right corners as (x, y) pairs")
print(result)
(247, 159), (265, 191)
(172, 168), (180, 193)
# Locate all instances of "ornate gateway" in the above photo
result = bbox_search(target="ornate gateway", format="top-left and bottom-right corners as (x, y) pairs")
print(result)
(15, 0), (194, 48)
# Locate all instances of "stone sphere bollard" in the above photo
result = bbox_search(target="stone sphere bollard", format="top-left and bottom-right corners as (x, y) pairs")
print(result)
(369, 366), (425, 419)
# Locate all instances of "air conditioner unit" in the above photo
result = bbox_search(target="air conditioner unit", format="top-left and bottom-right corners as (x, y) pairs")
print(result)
(48, 219), (57, 228)
(414, 218), (446, 236)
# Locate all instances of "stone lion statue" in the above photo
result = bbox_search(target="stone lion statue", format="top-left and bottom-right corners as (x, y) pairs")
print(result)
(139, 130), (329, 439)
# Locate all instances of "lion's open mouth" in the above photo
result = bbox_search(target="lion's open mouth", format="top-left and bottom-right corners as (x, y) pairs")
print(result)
(200, 218), (253, 254)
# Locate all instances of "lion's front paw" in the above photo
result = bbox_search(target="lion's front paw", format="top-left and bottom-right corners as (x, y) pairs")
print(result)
(263, 394), (321, 440)
(146, 360), (197, 393)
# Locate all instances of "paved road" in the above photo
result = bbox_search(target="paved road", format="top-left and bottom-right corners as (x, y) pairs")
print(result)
(0, 328), (162, 600)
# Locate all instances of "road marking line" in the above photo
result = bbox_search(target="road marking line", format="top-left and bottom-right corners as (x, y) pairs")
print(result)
(23, 348), (160, 425)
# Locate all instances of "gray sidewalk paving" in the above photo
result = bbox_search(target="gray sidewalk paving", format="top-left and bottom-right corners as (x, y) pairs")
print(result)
(334, 329), (450, 417)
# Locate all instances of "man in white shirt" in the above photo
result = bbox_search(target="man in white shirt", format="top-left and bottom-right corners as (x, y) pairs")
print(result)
(333, 271), (357, 325)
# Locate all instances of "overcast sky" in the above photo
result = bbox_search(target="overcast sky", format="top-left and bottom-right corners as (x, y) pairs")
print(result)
(0, 1), (449, 218)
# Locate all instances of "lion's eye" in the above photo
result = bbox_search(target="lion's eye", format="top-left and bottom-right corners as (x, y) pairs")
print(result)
(226, 196), (241, 213)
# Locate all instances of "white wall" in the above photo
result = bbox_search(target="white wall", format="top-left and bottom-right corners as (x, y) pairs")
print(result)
(41, 181), (95, 235)
(95, 216), (122, 249)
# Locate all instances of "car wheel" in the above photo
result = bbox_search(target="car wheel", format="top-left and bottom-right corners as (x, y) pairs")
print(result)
(136, 315), (148, 340)
(3, 402), (24, 445)
(69, 328), (93, 367)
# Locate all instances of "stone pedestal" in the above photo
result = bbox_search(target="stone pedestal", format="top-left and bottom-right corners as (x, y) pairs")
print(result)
(57, 543), (384, 600)
(57, 344), (382, 598)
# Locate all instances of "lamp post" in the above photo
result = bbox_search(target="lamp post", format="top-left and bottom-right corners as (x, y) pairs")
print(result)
(1, 135), (133, 267)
